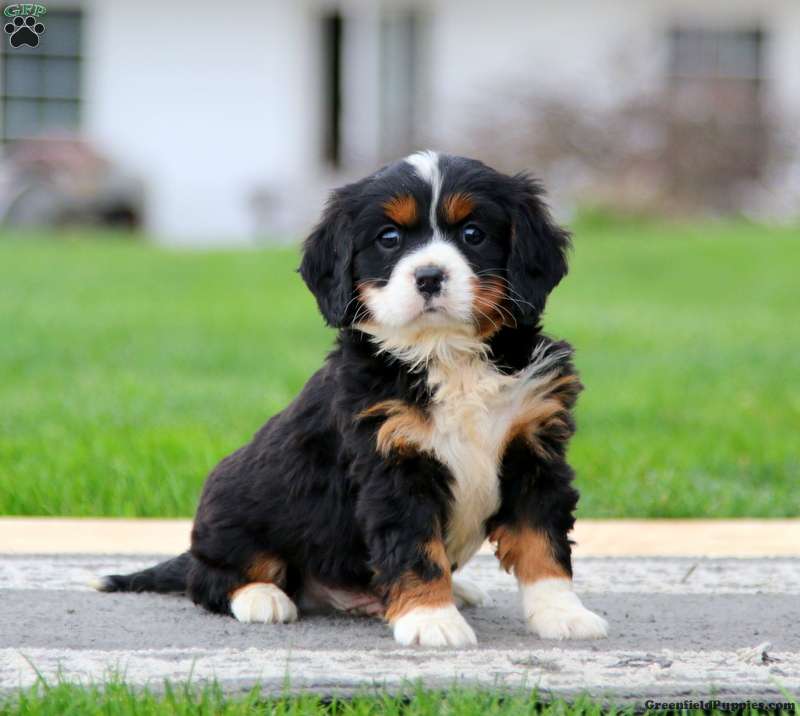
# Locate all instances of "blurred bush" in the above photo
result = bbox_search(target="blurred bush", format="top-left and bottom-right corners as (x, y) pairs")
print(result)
(0, 135), (144, 232)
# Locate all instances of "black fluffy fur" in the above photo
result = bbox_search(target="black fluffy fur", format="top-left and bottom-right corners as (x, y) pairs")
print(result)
(99, 153), (581, 618)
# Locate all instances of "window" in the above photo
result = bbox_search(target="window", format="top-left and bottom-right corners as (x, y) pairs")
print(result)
(665, 26), (768, 200)
(319, 8), (425, 169)
(669, 27), (763, 81)
(667, 26), (765, 119)
(1, 10), (83, 142)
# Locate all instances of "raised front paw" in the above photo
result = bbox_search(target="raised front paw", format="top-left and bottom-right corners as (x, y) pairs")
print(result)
(522, 578), (608, 640)
(230, 583), (298, 624)
(393, 604), (478, 647)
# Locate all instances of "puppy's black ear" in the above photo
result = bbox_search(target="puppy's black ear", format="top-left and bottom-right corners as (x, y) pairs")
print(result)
(299, 191), (354, 328)
(506, 174), (570, 324)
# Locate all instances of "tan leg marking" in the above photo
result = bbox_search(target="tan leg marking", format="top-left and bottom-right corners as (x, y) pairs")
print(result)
(245, 552), (288, 587)
(491, 525), (606, 638)
(490, 525), (568, 584)
(227, 552), (292, 622)
(385, 539), (453, 623)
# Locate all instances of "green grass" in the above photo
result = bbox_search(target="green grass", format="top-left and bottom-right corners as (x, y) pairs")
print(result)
(5, 678), (787, 716)
(1, 682), (598, 716)
(1, 218), (798, 517)
(3, 679), (795, 715)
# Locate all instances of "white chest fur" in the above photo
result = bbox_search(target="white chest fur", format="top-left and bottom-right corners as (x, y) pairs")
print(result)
(423, 339), (573, 569)
(361, 324), (572, 572)
(426, 356), (517, 569)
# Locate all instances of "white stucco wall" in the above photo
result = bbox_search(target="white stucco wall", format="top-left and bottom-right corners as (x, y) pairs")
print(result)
(63, 0), (800, 241)
(427, 0), (800, 145)
(82, 0), (323, 243)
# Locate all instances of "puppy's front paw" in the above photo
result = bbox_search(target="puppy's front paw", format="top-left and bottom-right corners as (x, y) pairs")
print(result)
(393, 604), (477, 647)
(230, 583), (298, 624)
(522, 578), (608, 640)
(452, 577), (491, 608)
(528, 602), (608, 640)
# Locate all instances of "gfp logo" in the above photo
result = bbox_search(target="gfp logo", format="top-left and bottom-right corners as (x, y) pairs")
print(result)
(3, 4), (47, 48)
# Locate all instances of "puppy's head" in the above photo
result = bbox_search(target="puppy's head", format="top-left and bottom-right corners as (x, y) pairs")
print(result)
(299, 151), (569, 339)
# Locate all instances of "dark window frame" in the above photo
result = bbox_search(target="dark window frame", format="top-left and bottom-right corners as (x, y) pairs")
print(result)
(320, 12), (342, 167)
(0, 8), (83, 143)
(668, 26), (765, 82)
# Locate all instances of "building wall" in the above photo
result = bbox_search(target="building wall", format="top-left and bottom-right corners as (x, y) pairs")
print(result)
(48, 0), (800, 241)
(427, 0), (800, 146)
(83, 0), (323, 243)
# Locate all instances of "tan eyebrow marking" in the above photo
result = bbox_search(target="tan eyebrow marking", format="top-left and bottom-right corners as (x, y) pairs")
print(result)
(383, 194), (418, 227)
(442, 192), (474, 224)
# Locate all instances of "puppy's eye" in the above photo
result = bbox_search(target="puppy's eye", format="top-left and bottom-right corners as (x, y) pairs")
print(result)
(377, 227), (401, 251)
(462, 224), (485, 247)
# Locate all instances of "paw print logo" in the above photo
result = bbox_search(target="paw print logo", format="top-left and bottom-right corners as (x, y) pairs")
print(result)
(4, 15), (46, 48)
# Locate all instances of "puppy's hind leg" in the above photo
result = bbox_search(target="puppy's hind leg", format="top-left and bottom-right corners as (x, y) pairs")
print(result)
(230, 552), (298, 624)
(189, 552), (298, 624)
(230, 583), (298, 624)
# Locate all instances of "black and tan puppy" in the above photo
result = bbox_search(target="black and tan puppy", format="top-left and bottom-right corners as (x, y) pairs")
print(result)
(97, 152), (608, 647)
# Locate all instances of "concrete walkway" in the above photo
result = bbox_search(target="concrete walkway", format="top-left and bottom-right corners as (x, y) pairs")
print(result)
(1, 519), (799, 705)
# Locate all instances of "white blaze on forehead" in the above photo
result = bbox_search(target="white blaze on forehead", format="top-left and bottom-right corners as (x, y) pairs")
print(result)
(405, 150), (443, 233)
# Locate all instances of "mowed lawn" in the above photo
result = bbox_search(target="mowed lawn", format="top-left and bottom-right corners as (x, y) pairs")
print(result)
(1, 218), (798, 518)
(0, 680), (686, 716)
(4, 679), (785, 716)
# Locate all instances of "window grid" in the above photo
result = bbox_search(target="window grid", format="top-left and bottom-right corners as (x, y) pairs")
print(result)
(0, 9), (83, 143)
(669, 27), (764, 81)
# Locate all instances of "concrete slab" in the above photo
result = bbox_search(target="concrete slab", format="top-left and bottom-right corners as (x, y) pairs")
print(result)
(1, 553), (798, 704)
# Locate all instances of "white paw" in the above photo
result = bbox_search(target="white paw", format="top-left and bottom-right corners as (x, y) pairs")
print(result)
(230, 583), (298, 624)
(452, 577), (491, 608)
(393, 604), (477, 647)
(521, 578), (608, 640)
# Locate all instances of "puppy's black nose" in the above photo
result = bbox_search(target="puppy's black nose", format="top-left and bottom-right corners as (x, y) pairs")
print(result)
(414, 266), (445, 297)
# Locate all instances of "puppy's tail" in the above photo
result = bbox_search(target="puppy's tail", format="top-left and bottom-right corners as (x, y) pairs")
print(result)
(92, 551), (191, 594)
